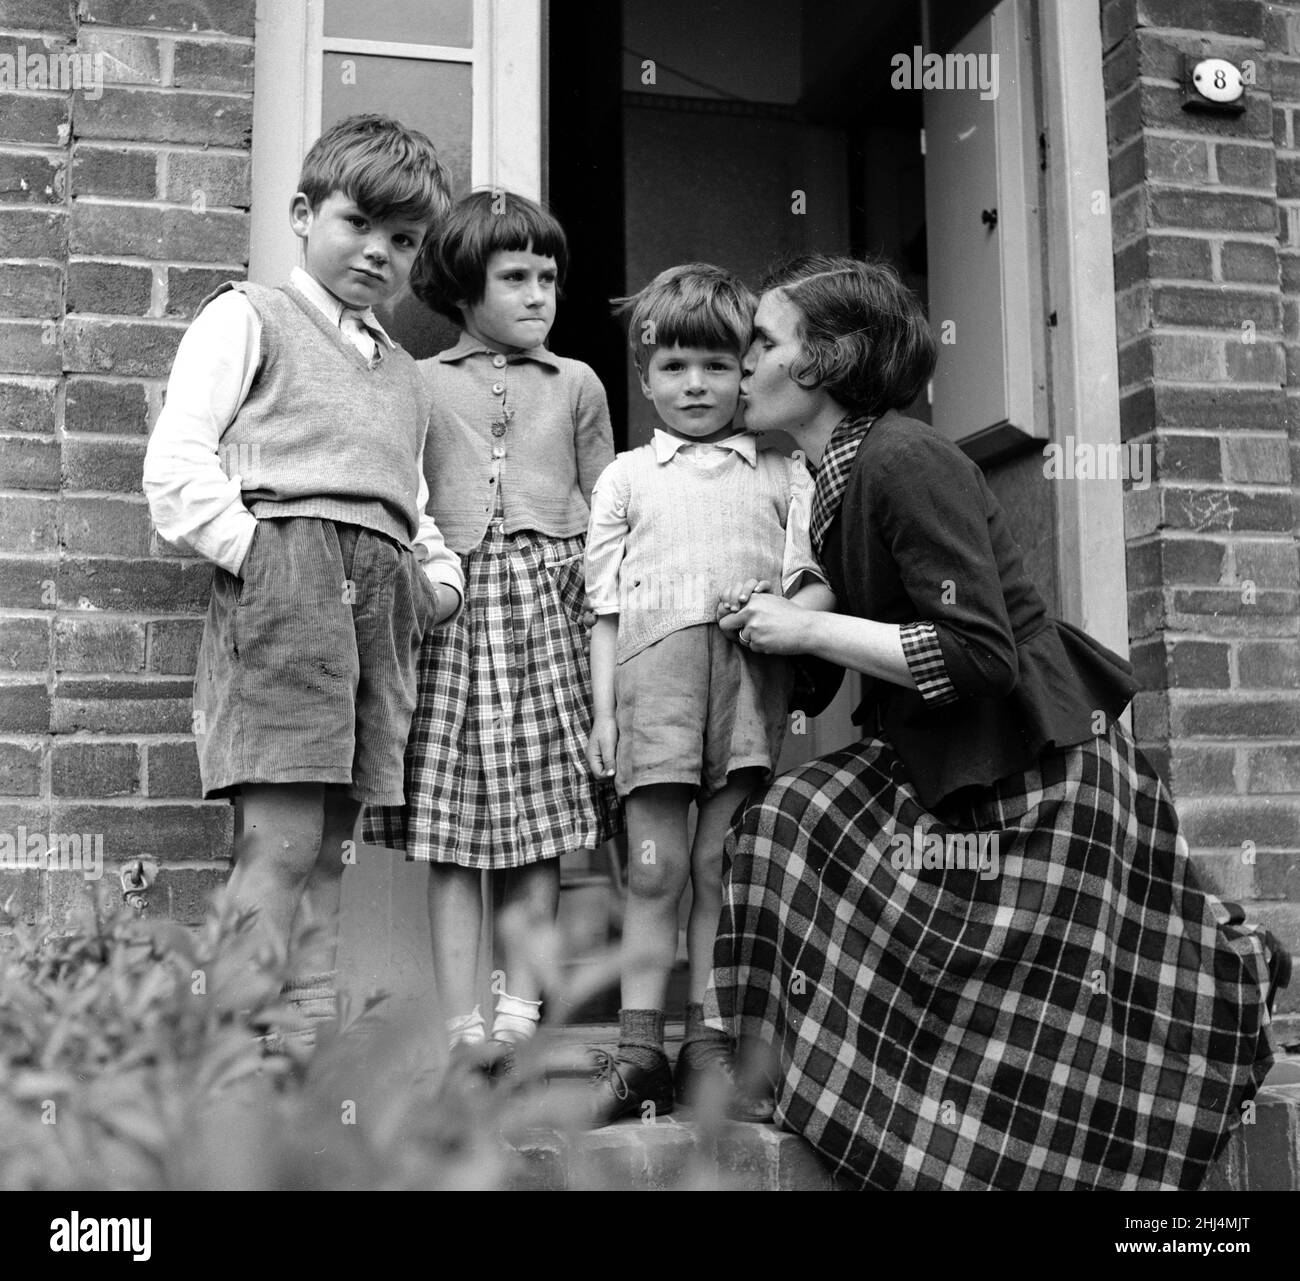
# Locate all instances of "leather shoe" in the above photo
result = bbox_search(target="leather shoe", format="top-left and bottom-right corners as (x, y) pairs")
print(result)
(587, 1047), (674, 1126)
(675, 1040), (775, 1123)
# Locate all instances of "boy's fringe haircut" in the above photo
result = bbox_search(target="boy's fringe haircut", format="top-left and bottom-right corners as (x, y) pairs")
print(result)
(613, 264), (756, 375)
(412, 189), (569, 323)
(759, 253), (936, 417)
(298, 113), (453, 226)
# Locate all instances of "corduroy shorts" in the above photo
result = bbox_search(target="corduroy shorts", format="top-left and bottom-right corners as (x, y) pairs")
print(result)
(613, 622), (793, 799)
(194, 516), (439, 805)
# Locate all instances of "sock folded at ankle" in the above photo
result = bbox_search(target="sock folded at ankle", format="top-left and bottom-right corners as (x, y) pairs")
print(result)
(617, 1007), (666, 1069)
(282, 970), (337, 1024)
(680, 1000), (731, 1065)
(682, 1001), (728, 1042)
(447, 1005), (486, 1049)
(492, 991), (542, 1043)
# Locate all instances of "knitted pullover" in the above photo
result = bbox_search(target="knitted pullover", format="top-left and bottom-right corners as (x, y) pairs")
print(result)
(209, 281), (431, 547)
(585, 434), (821, 663)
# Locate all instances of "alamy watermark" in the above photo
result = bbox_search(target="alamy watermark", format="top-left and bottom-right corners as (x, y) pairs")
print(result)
(891, 46), (999, 100)
(1043, 436), (1151, 490)
(0, 827), (103, 880)
(621, 571), (717, 614)
(50, 1213), (151, 1262)
(0, 45), (105, 99)
(890, 824), (1001, 881)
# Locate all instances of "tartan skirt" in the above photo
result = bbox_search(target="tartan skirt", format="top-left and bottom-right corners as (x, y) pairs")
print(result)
(705, 723), (1284, 1191)
(361, 522), (621, 869)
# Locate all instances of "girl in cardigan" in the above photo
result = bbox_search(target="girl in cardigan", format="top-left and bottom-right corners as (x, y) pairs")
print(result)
(709, 253), (1289, 1189)
(363, 192), (619, 1064)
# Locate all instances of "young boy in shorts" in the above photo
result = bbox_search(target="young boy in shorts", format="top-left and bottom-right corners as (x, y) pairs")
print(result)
(143, 115), (465, 1037)
(583, 263), (833, 1121)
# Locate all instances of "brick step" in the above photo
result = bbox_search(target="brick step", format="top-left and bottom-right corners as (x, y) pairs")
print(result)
(1204, 1057), (1300, 1191)
(504, 1051), (1300, 1191)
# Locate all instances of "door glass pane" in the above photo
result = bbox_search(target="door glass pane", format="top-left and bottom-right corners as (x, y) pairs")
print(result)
(321, 54), (472, 356)
(324, 0), (472, 48)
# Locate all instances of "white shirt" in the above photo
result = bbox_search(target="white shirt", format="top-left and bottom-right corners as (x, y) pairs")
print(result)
(142, 266), (462, 608)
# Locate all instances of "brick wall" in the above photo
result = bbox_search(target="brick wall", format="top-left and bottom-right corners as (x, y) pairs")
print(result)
(1102, 0), (1300, 1033)
(0, 0), (253, 926)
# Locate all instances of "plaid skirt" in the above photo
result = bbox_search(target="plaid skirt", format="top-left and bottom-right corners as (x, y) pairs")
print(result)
(361, 522), (621, 868)
(706, 723), (1284, 1191)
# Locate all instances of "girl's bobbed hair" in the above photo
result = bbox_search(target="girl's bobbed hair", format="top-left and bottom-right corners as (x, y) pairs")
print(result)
(759, 254), (936, 418)
(412, 189), (569, 324)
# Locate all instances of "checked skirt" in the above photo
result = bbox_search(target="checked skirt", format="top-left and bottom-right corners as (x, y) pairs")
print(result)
(705, 722), (1284, 1190)
(362, 522), (620, 869)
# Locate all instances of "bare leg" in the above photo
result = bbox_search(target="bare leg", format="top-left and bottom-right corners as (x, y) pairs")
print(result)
(226, 782), (325, 958)
(292, 784), (361, 974)
(495, 858), (561, 1004)
(687, 769), (766, 1004)
(620, 784), (692, 1012)
(427, 861), (485, 1019)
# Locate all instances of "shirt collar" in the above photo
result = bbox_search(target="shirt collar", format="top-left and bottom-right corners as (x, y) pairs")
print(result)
(290, 266), (397, 350)
(435, 329), (561, 368)
(651, 428), (758, 466)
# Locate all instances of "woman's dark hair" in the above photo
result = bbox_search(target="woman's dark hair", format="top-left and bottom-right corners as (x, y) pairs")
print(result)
(412, 189), (569, 324)
(759, 253), (937, 417)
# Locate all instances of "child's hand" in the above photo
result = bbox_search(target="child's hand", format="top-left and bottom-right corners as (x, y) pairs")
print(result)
(586, 713), (618, 780)
(716, 578), (773, 622)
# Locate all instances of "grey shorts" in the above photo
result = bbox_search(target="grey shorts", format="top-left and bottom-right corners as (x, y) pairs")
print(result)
(613, 623), (793, 798)
(194, 516), (440, 805)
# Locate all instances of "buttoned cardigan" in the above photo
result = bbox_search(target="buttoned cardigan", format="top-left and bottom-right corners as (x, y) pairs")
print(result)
(421, 333), (616, 555)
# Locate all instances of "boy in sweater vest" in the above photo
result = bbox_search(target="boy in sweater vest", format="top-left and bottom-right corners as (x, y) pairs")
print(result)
(143, 115), (464, 1043)
(584, 264), (833, 1122)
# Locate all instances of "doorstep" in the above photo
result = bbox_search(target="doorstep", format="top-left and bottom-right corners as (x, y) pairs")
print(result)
(505, 1037), (1300, 1191)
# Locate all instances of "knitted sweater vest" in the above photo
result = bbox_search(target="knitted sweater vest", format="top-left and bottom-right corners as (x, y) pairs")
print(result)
(616, 444), (793, 662)
(208, 281), (429, 547)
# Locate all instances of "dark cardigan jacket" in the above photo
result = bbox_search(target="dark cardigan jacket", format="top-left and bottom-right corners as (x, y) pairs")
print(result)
(818, 410), (1139, 809)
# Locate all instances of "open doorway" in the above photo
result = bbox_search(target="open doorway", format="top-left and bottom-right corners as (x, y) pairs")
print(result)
(543, 0), (1070, 1020)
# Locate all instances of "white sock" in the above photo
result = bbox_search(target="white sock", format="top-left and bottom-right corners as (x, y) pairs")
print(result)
(446, 1005), (486, 1048)
(492, 991), (542, 1044)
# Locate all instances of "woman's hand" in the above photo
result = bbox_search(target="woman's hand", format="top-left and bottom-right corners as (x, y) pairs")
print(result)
(715, 578), (773, 621)
(586, 712), (618, 779)
(718, 592), (815, 655)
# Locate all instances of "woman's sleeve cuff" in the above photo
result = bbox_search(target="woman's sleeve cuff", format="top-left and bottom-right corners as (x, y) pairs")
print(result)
(900, 621), (959, 706)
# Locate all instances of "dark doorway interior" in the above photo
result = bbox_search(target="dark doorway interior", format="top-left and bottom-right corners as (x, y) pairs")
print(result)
(545, 1), (629, 442)
(546, 0), (939, 450)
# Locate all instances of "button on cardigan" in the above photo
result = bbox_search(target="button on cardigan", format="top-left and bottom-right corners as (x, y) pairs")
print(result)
(821, 409), (1139, 809)
(421, 333), (616, 555)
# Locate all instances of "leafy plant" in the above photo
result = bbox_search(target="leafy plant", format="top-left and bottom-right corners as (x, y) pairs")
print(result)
(0, 889), (518, 1190)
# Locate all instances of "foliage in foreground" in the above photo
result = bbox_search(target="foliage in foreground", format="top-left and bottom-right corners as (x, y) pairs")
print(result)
(0, 891), (527, 1190)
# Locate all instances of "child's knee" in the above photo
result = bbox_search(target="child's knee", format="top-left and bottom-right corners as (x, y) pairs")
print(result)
(627, 842), (688, 901)
(690, 854), (724, 898)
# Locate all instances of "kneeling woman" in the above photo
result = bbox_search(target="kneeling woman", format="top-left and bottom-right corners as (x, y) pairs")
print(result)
(711, 254), (1288, 1191)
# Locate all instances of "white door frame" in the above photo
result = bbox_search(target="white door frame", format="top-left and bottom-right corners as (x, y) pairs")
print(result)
(248, 0), (542, 286)
(1038, 1), (1130, 657)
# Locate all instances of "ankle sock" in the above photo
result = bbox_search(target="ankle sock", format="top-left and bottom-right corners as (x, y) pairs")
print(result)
(447, 1005), (486, 1049)
(282, 970), (337, 1024)
(492, 991), (542, 1044)
(680, 1000), (731, 1066)
(617, 1007), (666, 1069)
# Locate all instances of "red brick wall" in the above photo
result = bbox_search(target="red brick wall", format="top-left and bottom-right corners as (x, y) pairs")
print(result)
(0, 0), (253, 926)
(1102, 0), (1300, 1031)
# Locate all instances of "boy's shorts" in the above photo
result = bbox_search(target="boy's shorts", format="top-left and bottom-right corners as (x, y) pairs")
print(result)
(194, 516), (440, 805)
(613, 623), (793, 799)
